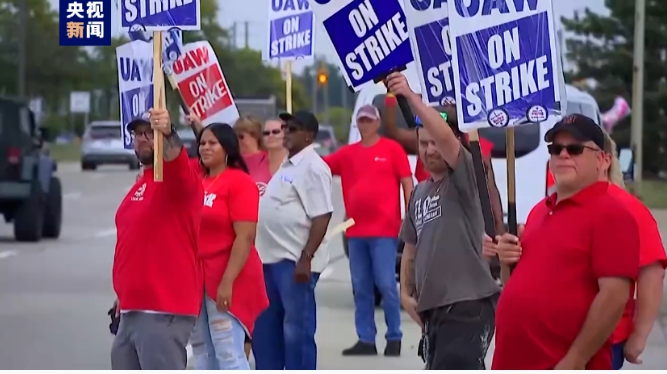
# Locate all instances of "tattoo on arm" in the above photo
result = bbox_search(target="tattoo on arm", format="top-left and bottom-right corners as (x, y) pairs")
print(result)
(401, 244), (417, 296)
(162, 131), (183, 162)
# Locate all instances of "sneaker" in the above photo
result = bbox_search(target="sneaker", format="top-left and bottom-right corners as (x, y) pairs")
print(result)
(384, 340), (401, 357)
(342, 341), (377, 356)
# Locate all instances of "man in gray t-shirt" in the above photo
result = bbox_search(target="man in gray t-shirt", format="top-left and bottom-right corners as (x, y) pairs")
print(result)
(386, 72), (500, 370)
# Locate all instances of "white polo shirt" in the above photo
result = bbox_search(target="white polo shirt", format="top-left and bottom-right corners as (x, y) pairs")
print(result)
(256, 144), (334, 273)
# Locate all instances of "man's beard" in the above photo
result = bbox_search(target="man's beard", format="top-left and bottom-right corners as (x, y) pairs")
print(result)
(136, 150), (154, 166)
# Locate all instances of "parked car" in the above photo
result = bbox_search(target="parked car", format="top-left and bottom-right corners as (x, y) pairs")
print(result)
(316, 124), (338, 153)
(80, 121), (140, 171)
(0, 98), (62, 242)
(177, 128), (198, 158)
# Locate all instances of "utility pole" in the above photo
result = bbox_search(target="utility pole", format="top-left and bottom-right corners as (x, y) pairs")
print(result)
(244, 21), (249, 49)
(17, 0), (27, 99)
(311, 63), (318, 113)
(231, 22), (237, 50)
(630, 0), (645, 197)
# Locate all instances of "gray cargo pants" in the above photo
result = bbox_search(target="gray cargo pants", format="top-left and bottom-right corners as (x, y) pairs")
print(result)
(111, 312), (196, 370)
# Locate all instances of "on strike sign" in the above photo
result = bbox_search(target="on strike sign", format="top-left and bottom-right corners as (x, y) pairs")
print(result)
(171, 41), (239, 125)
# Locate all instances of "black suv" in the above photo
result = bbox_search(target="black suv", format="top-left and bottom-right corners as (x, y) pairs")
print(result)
(0, 98), (62, 241)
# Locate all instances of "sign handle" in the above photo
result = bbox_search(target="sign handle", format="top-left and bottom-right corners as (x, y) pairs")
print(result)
(467, 129), (497, 241)
(152, 31), (165, 182)
(285, 60), (293, 113)
(501, 127), (517, 284)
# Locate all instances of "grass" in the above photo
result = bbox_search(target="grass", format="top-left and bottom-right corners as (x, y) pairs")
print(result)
(49, 143), (81, 162)
(627, 179), (667, 209)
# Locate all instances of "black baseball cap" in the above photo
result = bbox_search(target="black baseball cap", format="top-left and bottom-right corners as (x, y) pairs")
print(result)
(544, 114), (605, 149)
(279, 110), (319, 136)
(126, 117), (150, 132)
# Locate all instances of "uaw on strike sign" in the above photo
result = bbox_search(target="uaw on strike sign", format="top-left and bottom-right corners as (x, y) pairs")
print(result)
(117, 40), (154, 150)
(448, 0), (564, 132)
(265, 0), (314, 60)
(171, 41), (240, 126)
(404, 0), (455, 107)
(310, 0), (414, 91)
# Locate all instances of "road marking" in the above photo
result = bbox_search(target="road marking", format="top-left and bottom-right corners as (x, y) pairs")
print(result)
(0, 251), (17, 260)
(63, 192), (82, 200)
(95, 228), (117, 238)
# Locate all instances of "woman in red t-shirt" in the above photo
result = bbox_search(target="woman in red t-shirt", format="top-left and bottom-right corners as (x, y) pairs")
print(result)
(233, 115), (275, 196)
(188, 121), (269, 370)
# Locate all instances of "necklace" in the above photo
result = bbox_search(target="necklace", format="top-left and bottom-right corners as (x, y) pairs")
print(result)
(203, 171), (224, 192)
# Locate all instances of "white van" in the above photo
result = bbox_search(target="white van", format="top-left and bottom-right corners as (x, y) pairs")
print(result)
(347, 63), (602, 225)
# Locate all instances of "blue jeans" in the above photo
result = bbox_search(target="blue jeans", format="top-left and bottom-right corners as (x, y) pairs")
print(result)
(252, 260), (320, 370)
(190, 296), (250, 370)
(612, 341), (625, 370)
(348, 237), (402, 343)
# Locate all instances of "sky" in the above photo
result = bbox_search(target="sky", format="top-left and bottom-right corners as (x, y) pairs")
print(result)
(52, 0), (609, 73)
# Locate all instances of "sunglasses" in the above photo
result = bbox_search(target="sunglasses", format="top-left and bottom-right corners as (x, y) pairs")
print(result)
(263, 129), (282, 136)
(281, 123), (302, 133)
(415, 112), (448, 128)
(547, 143), (600, 156)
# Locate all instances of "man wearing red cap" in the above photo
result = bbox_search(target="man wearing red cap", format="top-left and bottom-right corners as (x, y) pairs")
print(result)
(323, 104), (413, 357)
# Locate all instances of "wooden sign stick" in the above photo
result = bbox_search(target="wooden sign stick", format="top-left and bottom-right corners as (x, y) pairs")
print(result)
(500, 127), (517, 284)
(285, 60), (293, 113)
(152, 31), (165, 182)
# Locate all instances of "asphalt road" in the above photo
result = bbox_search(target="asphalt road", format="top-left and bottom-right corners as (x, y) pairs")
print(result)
(0, 164), (665, 369)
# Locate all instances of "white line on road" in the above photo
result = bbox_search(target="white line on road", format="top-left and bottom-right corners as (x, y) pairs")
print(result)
(95, 228), (117, 238)
(0, 251), (17, 260)
(63, 192), (82, 200)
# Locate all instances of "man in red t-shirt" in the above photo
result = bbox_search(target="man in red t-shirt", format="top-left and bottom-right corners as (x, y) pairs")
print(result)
(323, 104), (413, 357)
(111, 109), (204, 370)
(487, 115), (640, 370)
(601, 134), (667, 369)
(381, 96), (504, 237)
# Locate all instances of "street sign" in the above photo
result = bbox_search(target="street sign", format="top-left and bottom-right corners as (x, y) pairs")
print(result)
(70, 91), (91, 113)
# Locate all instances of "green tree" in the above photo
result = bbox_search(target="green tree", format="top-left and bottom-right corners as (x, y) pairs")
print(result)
(561, 1), (667, 174)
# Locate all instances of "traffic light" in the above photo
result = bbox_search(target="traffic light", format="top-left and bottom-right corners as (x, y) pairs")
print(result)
(317, 71), (328, 86)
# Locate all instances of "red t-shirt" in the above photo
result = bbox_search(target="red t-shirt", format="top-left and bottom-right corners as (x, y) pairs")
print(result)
(243, 151), (272, 196)
(414, 136), (493, 182)
(113, 149), (204, 316)
(324, 137), (412, 237)
(493, 182), (640, 370)
(199, 168), (268, 334)
(609, 184), (667, 343)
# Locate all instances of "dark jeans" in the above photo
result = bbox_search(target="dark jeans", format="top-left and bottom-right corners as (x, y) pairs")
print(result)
(348, 237), (402, 343)
(421, 296), (496, 370)
(612, 341), (626, 370)
(252, 260), (320, 370)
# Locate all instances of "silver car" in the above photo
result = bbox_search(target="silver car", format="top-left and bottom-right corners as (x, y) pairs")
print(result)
(80, 121), (139, 171)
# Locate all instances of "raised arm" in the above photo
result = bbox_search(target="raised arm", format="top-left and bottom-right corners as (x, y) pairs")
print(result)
(386, 72), (461, 168)
(383, 94), (418, 154)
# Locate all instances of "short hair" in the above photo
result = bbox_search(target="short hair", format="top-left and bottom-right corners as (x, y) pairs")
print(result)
(603, 130), (625, 189)
(233, 114), (263, 150)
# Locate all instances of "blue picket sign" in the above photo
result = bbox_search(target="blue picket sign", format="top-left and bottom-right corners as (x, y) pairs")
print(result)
(118, 0), (201, 32)
(266, 0), (314, 60)
(448, 0), (564, 132)
(310, 0), (414, 91)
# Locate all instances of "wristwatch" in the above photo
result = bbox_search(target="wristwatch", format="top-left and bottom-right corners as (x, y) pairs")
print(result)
(164, 125), (177, 138)
(302, 251), (314, 260)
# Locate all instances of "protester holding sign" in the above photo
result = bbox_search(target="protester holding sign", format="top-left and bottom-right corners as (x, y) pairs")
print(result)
(387, 71), (500, 370)
(253, 110), (333, 370)
(489, 115), (640, 370)
(111, 109), (202, 370)
(381, 95), (504, 236)
(187, 121), (269, 370)
(322, 104), (412, 357)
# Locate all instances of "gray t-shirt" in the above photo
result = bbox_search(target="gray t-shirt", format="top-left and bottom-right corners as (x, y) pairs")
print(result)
(400, 147), (500, 313)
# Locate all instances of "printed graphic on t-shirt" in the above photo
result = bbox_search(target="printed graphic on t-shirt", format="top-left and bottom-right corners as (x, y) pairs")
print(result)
(374, 156), (387, 162)
(131, 183), (146, 201)
(256, 182), (267, 196)
(204, 192), (217, 208)
(414, 194), (441, 236)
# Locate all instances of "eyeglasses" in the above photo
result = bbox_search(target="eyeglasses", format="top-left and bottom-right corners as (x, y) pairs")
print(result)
(131, 130), (154, 140)
(547, 143), (600, 156)
(263, 129), (282, 136)
(281, 124), (301, 133)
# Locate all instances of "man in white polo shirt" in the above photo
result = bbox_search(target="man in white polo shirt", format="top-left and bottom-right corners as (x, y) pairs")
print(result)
(253, 110), (334, 370)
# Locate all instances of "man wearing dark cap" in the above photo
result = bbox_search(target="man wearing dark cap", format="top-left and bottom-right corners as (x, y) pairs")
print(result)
(488, 114), (640, 370)
(253, 110), (333, 370)
(111, 109), (204, 370)
(321, 104), (412, 357)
